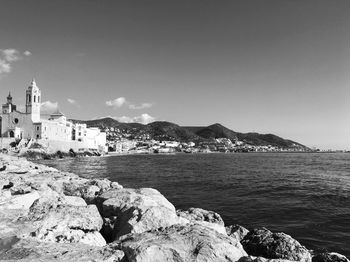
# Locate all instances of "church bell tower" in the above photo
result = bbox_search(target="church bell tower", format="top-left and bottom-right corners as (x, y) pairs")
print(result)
(25, 79), (41, 122)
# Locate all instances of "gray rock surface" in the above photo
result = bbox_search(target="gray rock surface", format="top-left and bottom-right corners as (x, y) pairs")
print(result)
(0, 238), (124, 261)
(115, 224), (247, 262)
(24, 196), (105, 246)
(97, 187), (180, 240)
(226, 224), (249, 241)
(177, 207), (227, 234)
(241, 228), (312, 262)
(312, 252), (350, 262)
(238, 256), (295, 262)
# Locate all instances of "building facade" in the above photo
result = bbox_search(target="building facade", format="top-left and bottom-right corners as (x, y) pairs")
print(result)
(0, 79), (106, 152)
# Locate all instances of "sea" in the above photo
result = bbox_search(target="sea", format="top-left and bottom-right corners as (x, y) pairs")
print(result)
(38, 152), (350, 256)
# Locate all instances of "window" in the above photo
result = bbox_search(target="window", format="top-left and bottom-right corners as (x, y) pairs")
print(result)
(14, 118), (19, 124)
(79, 132), (81, 136)
(36, 134), (40, 139)
(36, 126), (39, 131)
(38, 96), (40, 103)
(34, 96), (36, 103)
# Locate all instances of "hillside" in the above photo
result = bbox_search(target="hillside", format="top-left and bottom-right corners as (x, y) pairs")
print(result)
(71, 117), (309, 150)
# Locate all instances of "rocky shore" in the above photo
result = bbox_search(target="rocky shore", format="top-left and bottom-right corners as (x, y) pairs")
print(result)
(0, 153), (348, 262)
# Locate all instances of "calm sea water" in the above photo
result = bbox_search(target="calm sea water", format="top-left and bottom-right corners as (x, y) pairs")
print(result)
(38, 153), (350, 256)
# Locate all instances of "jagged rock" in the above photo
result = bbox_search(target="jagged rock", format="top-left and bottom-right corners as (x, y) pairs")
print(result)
(97, 188), (180, 240)
(312, 252), (350, 262)
(63, 178), (122, 203)
(238, 256), (295, 262)
(10, 183), (32, 195)
(177, 207), (227, 234)
(115, 224), (247, 262)
(226, 224), (249, 241)
(0, 238), (124, 261)
(241, 228), (312, 262)
(24, 196), (105, 246)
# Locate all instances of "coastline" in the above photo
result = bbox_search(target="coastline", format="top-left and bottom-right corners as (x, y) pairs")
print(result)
(0, 153), (348, 262)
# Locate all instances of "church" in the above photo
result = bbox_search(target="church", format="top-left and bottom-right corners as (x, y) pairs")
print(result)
(0, 79), (106, 152)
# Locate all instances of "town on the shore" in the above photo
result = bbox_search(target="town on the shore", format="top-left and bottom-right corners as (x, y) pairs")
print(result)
(0, 79), (327, 156)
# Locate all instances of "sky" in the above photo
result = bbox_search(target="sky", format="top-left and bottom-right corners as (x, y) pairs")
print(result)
(0, 0), (350, 150)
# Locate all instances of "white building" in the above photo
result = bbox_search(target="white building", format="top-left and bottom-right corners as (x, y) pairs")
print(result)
(0, 79), (106, 152)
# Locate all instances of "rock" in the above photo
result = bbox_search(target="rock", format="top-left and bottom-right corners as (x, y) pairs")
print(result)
(177, 207), (224, 225)
(241, 228), (312, 262)
(0, 238), (124, 261)
(312, 252), (350, 262)
(238, 256), (295, 262)
(80, 231), (107, 247)
(115, 224), (247, 262)
(177, 207), (227, 234)
(226, 224), (249, 241)
(0, 191), (40, 210)
(63, 178), (120, 203)
(111, 181), (123, 189)
(10, 184), (32, 195)
(25, 196), (105, 246)
(97, 188), (180, 240)
(62, 195), (87, 206)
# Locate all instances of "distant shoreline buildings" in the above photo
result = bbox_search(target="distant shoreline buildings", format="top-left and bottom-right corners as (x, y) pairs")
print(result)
(0, 79), (106, 152)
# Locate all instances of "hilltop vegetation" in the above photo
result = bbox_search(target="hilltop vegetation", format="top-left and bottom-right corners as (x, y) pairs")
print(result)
(72, 117), (309, 151)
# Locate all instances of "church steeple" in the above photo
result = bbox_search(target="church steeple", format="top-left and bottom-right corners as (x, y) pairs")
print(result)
(26, 78), (41, 122)
(28, 78), (38, 90)
(7, 92), (12, 104)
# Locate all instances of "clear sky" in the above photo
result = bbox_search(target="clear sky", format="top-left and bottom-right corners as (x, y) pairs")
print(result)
(0, 0), (350, 150)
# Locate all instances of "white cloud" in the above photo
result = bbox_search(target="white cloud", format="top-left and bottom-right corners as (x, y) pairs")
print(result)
(41, 101), (58, 114)
(128, 103), (153, 110)
(67, 98), (77, 104)
(114, 116), (134, 123)
(134, 113), (155, 124)
(2, 49), (21, 62)
(0, 59), (11, 74)
(106, 97), (127, 108)
(114, 113), (155, 124)
(23, 50), (32, 56)
(0, 48), (31, 76)
(106, 97), (153, 111)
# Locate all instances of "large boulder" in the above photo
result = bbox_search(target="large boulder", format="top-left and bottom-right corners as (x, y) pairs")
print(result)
(97, 188), (180, 240)
(24, 196), (105, 246)
(226, 224), (249, 242)
(241, 228), (312, 262)
(312, 252), (349, 262)
(177, 207), (227, 234)
(63, 178), (123, 203)
(115, 224), (247, 262)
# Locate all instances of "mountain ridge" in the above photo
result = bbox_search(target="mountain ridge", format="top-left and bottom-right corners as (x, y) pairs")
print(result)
(70, 117), (309, 150)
